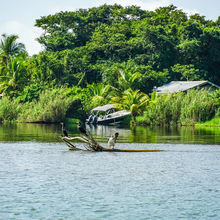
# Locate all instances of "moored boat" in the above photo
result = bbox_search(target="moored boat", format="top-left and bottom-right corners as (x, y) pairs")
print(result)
(86, 104), (130, 125)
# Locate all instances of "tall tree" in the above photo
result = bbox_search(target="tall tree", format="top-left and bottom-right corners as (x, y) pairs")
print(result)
(35, 4), (147, 52)
(0, 34), (26, 65)
(0, 56), (28, 96)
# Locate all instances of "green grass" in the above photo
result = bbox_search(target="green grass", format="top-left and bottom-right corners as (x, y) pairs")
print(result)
(136, 89), (220, 126)
(195, 117), (220, 127)
(0, 97), (21, 123)
(18, 88), (75, 123)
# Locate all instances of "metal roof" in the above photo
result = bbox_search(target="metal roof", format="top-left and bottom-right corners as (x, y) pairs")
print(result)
(154, 81), (220, 94)
(92, 104), (116, 112)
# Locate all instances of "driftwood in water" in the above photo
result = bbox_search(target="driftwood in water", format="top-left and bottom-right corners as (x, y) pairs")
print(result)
(61, 129), (164, 152)
(61, 135), (164, 152)
(62, 132), (104, 151)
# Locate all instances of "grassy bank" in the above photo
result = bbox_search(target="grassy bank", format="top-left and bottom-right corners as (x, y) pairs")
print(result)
(0, 88), (219, 126)
(0, 88), (86, 123)
(136, 89), (220, 126)
(195, 117), (220, 127)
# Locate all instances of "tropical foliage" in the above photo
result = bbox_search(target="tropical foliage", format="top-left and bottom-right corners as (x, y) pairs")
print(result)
(31, 4), (220, 90)
(0, 34), (26, 64)
(112, 89), (149, 121)
(87, 83), (115, 108)
(137, 89), (220, 125)
(0, 4), (220, 124)
(0, 34), (28, 96)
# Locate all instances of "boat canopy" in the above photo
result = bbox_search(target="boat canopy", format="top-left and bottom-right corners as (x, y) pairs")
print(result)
(91, 104), (116, 112)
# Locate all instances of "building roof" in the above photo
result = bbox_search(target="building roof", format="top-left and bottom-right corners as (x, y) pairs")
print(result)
(154, 81), (220, 94)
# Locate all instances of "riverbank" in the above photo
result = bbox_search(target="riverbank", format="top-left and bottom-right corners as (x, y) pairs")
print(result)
(0, 88), (219, 126)
(195, 117), (220, 127)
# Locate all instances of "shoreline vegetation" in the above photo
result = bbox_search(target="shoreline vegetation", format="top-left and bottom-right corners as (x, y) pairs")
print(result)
(195, 117), (220, 127)
(0, 4), (220, 127)
(0, 88), (219, 127)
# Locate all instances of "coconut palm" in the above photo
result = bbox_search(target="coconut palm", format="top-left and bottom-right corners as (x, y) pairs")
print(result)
(0, 56), (28, 96)
(88, 83), (116, 107)
(118, 69), (142, 91)
(0, 34), (26, 65)
(112, 88), (149, 122)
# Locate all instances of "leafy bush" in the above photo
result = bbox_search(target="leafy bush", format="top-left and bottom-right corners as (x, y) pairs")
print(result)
(215, 107), (220, 117)
(18, 83), (49, 103)
(19, 88), (74, 122)
(179, 90), (216, 124)
(0, 97), (21, 123)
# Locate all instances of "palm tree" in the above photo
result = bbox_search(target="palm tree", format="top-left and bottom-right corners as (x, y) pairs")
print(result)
(88, 83), (115, 107)
(0, 34), (28, 96)
(0, 34), (26, 65)
(111, 88), (149, 122)
(118, 69), (142, 91)
(0, 56), (28, 96)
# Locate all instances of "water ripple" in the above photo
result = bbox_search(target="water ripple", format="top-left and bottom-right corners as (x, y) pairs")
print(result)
(0, 142), (220, 219)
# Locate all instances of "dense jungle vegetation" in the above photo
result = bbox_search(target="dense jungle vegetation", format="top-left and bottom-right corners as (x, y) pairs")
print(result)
(0, 4), (220, 125)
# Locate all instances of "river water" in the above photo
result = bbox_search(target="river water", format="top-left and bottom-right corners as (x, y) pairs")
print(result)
(0, 124), (220, 219)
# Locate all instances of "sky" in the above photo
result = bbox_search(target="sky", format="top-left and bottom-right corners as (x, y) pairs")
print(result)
(0, 0), (219, 55)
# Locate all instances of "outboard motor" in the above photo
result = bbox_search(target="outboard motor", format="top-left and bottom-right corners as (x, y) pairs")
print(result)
(88, 114), (93, 123)
(93, 115), (98, 124)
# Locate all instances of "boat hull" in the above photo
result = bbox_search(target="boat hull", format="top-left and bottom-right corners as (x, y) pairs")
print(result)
(96, 115), (128, 125)
(87, 110), (131, 125)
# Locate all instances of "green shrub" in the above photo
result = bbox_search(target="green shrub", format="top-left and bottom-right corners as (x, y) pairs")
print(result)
(0, 97), (21, 123)
(19, 88), (74, 122)
(18, 83), (49, 103)
(179, 90), (216, 125)
(215, 107), (220, 117)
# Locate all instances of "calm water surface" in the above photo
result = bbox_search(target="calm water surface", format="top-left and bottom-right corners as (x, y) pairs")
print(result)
(0, 124), (220, 219)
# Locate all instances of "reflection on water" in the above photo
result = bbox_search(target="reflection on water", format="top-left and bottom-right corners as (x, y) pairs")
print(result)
(0, 123), (219, 144)
(87, 124), (220, 144)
